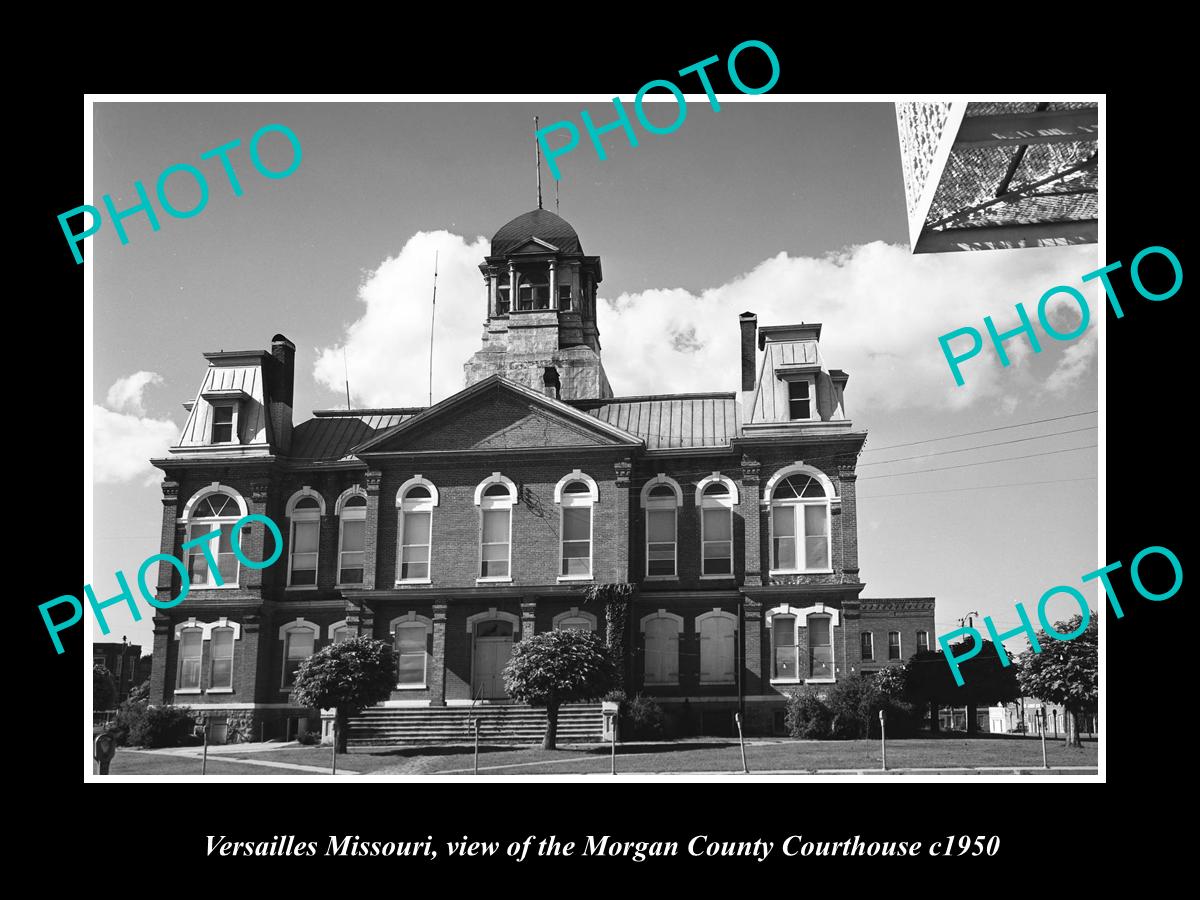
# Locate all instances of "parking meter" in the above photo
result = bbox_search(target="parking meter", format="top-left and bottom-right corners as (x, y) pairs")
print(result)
(94, 732), (116, 775)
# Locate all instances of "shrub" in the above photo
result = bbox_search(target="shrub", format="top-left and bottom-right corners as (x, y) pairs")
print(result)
(785, 688), (832, 739)
(296, 730), (320, 746)
(127, 679), (150, 703)
(622, 694), (664, 740)
(110, 698), (148, 747)
(94, 666), (118, 711)
(127, 705), (197, 748)
(827, 674), (920, 739)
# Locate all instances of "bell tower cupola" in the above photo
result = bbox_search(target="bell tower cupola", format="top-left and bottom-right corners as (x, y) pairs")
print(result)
(464, 208), (612, 400)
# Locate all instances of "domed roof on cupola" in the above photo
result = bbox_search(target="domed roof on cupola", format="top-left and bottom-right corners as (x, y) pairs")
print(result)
(490, 209), (582, 257)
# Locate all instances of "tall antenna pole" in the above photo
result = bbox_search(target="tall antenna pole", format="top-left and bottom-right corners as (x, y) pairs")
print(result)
(556, 178), (559, 214)
(534, 115), (543, 210)
(343, 347), (351, 410)
(428, 250), (439, 406)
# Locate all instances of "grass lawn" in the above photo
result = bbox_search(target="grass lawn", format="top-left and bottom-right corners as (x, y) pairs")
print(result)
(105, 735), (1096, 776)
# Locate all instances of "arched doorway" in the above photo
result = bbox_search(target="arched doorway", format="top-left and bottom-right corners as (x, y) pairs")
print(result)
(472, 619), (515, 700)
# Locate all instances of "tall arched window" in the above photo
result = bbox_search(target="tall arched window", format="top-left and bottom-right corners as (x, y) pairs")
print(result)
(640, 611), (683, 685)
(696, 474), (738, 577)
(286, 488), (325, 588)
(279, 619), (319, 689)
(555, 470), (597, 580)
(475, 474), (517, 581)
(336, 488), (367, 586)
(183, 487), (246, 587)
(766, 466), (833, 573)
(390, 614), (432, 688)
(809, 615), (833, 678)
(553, 607), (597, 632)
(396, 476), (438, 584)
(696, 610), (737, 684)
(177, 624), (203, 691)
(210, 625), (235, 689)
(641, 475), (682, 578)
(328, 620), (353, 644)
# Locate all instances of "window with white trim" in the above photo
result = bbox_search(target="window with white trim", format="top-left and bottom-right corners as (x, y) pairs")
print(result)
(559, 479), (593, 578)
(186, 491), (241, 586)
(332, 625), (352, 643)
(888, 631), (901, 660)
(810, 616), (833, 678)
(698, 612), (736, 684)
(210, 403), (236, 443)
(282, 625), (317, 688)
(178, 627), (202, 691)
(642, 613), (681, 685)
(700, 481), (734, 576)
(477, 477), (516, 580)
(496, 274), (511, 316)
(287, 494), (322, 587)
(210, 626), (234, 689)
(397, 480), (437, 583)
(337, 492), (367, 585)
(768, 471), (831, 572)
(861, 631), (874, 661)
(553, 608), (597, 632)
(517, 276), (550, 311)
(787, 380), (812, 420)
(392, 617), (431, 687)
(916, 630), (929, 653)
(642, 478), (681, 578)
(772, 615), (798, 681)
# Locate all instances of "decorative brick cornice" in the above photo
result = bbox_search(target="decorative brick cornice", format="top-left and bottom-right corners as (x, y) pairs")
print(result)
(365, 470), (383, 493)
(250, 481), (271, 503)
(614, 460), (632, 487)
(837, 465), (858, 482)
(860, 598), (936, 613)
(161, 480), (180, 503)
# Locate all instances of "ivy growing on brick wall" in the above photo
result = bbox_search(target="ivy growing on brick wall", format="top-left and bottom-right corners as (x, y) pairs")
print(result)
(584, 583), (636, 688)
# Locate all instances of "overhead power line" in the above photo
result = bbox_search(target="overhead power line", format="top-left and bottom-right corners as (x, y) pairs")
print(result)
(858, 426), (1098, 467)
(858, 475), (1096, 500)
(857, 444), (1097, 480)
(861, 410), (1098, 453)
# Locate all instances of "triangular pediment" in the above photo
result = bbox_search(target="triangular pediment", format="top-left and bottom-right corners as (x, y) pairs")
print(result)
(356, 377), (641, 454)
(511, 236), (559, 254)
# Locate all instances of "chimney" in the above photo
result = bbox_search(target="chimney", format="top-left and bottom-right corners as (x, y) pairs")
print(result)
(739, 312), (757, 391)
(270, 334), (296, 452)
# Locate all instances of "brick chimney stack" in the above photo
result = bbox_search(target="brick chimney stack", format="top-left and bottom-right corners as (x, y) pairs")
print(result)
(270, 334), (296, 452)
(739, 312), (757, 391)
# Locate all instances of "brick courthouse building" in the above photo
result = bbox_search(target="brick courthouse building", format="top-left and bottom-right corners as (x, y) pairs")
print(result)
(148, 208), (935, 741)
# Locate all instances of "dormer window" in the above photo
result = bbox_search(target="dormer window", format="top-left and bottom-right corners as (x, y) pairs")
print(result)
(211, 403), (235, 443)
(787, 380), (812, 421)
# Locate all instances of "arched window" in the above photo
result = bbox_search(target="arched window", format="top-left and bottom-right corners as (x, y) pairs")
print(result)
(696, 610), (737, 684)
(210, 625), (235, 690)
(555, 471), (597, 580)
(328, 620), (353, 643)
(771, 614), (798, 681)
(696, 474), (737, 577)
(475, 474), (517, 581)
(640, 610), (683, 685)
(810, 615), (833, 678)
(396, 476), (438, 584)
(390, 614), (432, 688)
(553, 607), (597, 632)
(641, 476), (682, 579)
(286, 488), (325, 588)
(177, 624), (203, 691)
(279, 619), (319, 689)
(183, 486), (246, 587)
(766, 465), (834, 573)
(336, 487), (367, 586)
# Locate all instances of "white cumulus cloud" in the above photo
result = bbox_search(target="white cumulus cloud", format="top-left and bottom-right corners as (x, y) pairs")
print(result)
(105, 370), (162, 415)
(94, 373), (177, 485)
(316, 235), (1098, 412)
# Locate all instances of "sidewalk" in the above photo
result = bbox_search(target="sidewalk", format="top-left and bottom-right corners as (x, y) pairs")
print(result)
(124, 744), (359, 775)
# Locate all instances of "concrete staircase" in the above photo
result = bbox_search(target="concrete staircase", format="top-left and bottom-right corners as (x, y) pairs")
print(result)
(347, 703), (604, 746)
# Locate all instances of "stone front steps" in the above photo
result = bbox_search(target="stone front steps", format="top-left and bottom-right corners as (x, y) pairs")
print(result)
(346, 703), (604, 746)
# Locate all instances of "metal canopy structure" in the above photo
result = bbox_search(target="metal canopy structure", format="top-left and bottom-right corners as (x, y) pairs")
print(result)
(896, 101), (1098, 253)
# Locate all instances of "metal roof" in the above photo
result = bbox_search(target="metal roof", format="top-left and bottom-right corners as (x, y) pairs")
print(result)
(491, 209), (582, 257)
(289, 410), (422, 460)
(178, 364), (268, 447)
(572, 394), (738, 450)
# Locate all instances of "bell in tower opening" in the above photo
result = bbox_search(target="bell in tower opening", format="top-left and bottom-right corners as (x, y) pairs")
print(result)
(464, 208), (613, 401)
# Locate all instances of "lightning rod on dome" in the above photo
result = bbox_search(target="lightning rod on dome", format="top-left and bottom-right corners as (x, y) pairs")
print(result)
(534, 114), (543, 210)
(428, 250), (438, 407)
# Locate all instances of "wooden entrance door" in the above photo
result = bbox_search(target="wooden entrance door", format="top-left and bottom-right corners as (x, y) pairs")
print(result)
(472, 620), (514, 699)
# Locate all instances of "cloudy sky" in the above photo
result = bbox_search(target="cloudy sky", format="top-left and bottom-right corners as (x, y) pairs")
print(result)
(90, 100), (1098, 656)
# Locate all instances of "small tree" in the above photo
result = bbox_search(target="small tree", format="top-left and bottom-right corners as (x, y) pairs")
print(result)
(93, 665), (117, 711)
(904, 639), (1020, 734)
(1018, 612), (1097, 748)
(503, 630), (620, 750)
(291, 636), (397, 752)
(873, 665), (907, 700)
